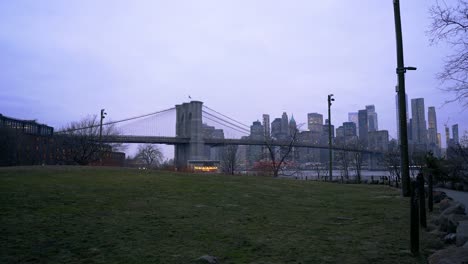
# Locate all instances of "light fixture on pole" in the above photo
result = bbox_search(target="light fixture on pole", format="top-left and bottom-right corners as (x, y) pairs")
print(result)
(328, 94), (334, 182)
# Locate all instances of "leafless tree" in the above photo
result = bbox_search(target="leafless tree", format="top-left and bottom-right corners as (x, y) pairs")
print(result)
(59, 115), (123, 165)
(445, 131), (468, 187)
(335, 141), (351, 182)
(264, 125), (301, 177)
(428, 0), (468, 106)
(383, 139), (401, 187)
(221, 145), (239, 175)
(350, 139), (365, 183)
(136, 144), (163, 168)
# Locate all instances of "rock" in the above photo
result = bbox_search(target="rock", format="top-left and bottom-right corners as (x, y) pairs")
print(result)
(441, 202), (466, 216)
(196, 255), (219, 264)
(464, 241), (468, 248)
(439, 214), (468, 233)
(434, 191), (448, 203)
(443, 233), (456, 244)
(439, 198), (453, 211)
(428, 247), (468, 264)
(456, 220), (468, 247)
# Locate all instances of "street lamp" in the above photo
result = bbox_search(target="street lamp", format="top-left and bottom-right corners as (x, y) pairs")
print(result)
(328, 94), (334, 181)
(99, 109), (107, 165)
(393, 0), (417, 198)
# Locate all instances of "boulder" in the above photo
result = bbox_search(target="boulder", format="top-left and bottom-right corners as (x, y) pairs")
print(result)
(434, 191), (448, 203)
(196, 255), (219, 264)
(456, 220), (468, 247)
(441, 202), (466, 216)
(439, 198), (454, 211)
(439, 214), (468, 233)
(428, 247), (468, 264)
(443, 233), (456, 244)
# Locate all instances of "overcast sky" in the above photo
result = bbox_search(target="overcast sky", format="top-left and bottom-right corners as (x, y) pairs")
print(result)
(1, 0), (466, 149)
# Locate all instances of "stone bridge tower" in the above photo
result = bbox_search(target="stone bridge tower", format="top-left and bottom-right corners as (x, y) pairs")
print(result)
(175, 101), (206, 169)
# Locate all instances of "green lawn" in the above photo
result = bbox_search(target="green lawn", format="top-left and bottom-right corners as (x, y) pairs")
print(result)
(1, 167), (431, 263)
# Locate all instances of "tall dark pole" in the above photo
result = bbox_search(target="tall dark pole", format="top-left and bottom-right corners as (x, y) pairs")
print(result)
(99, 109), (106, 165)
(328, 94), (334, 181)
(393, 0), (413, 197)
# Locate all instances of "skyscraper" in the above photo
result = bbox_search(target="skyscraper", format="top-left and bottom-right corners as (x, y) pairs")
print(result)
(348, 112), (358, 136)
(411, 98), (427, 152)
(289, 115), (297, 134)
(281, 112), (289, 137)
(452, 124), (459, 144)
(445, 126), (450, 148)
(427, 106), (439, 155)
(395, 93), (408, 143)
(307, 113), (323, 133)
(343, 122), (357, 137)
(358, 109), (368, 146)
(262, 114), (270, 138)
(271, 118), (282, 139)
(366, 105), (378, 132)
(248, 121), (264, 164)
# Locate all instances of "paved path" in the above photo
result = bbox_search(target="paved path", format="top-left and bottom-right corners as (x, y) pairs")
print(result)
(436, 188), (468, 209)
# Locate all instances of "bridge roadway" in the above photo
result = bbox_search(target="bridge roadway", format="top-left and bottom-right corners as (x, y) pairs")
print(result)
(101, 135), (379, 154)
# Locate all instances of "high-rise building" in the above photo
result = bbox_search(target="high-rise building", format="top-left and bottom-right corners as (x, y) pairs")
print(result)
(262, 114), (270, 138)
(248, 121), (264, 165)
(437, 133), (441, 149)
(445, 126), (450, 148)
(395, 93), (409, 143)
(202, 124), (225, 160)
(358, 109), (368, 146)
(289, 115), (297, 134)
(411, 98), (427, 152)
(336, 126), (344, 139)
(271, 118), (282, 139)
(452, 124), (459, 144)
(427, 106), (439, 156)
(368, 130), (389, 152)
(323, 120), (335, 138)
(308, 113), (323, 133)
(366, 105), (378, 132)
(281, 112), (289, 137)
(348, 112), (359, 136)
(343, 122), (357, 137)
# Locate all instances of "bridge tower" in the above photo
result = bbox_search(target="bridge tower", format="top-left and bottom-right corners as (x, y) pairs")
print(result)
(175, 101), (206, 169)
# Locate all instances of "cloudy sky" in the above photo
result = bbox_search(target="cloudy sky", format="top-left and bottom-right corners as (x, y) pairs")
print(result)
(1, 0), (466, 149)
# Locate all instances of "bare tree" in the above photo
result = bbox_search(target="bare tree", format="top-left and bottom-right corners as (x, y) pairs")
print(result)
(350, 139), (365, 183)
(264, 125), (300, 177)
(220, 145), (239, 175)
(59, 115), (123, 165)
(428, 0), (468, 106)
(445, 131), (468, 187)
(383, 139), (401, 187)
(136, 144), (163, 168)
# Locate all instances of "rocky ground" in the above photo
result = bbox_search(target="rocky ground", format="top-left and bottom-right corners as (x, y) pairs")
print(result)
(427, 190), (468, 264)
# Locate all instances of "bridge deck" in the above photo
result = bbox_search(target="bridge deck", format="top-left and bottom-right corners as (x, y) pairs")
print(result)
(99, 135), (379, 153)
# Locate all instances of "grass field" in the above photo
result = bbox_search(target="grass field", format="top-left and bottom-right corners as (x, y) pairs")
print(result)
(0, 166), (433, 263)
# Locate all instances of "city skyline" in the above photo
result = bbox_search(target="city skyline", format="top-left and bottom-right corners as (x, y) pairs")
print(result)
(0, 0), (466, 144)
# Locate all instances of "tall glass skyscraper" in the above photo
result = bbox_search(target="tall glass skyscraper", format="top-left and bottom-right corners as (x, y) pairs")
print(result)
(411, 98), (427, 152)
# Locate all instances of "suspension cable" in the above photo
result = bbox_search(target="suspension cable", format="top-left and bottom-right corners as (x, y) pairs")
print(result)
(202, 111), (250, 134)
(56, 107), (175, 133)
(202, 115), (250, 135)
(203, 105), (250, 128)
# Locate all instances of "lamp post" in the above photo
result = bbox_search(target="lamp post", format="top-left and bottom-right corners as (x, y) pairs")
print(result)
(393, 0), (417, 197)
(328, 94), (334, 181)
(99, 108), (107, 165)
